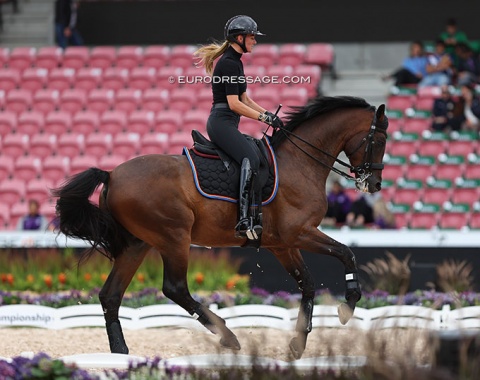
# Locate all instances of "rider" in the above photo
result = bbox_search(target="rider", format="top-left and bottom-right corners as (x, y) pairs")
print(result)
(194, 15), (284, 240)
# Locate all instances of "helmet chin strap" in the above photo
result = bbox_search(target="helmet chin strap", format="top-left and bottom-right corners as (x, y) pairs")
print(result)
(233, 34), (248, 53)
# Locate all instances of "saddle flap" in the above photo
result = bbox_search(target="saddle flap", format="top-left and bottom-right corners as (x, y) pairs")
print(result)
(191, 130), (218, 156)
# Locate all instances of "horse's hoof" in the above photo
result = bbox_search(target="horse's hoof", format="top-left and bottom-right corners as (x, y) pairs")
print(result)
(338, 302), (354, 325)
(220, 334), (241, 350)
(289, 337), (305, 359)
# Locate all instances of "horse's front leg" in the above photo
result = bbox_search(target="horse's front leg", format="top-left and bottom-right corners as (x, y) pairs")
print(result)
(298, 226), (362, 325)
(269, 248), (315, 359)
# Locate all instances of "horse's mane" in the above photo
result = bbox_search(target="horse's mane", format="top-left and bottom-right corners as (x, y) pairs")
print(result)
(270, 96), (375, 149)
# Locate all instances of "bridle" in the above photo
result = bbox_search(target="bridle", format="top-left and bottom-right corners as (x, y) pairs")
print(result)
(267, 108), (387, 185)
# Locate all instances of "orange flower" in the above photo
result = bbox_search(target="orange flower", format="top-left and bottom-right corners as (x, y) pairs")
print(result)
(194, 272), (204, 285)
(26, 274), (35, 283)
(0, 274), (6, 284)
(44, 274), (53, 288)
(58, 273), (67, 285)
(136, 273), (145, 283)
(84, 273), (92, 282)
(100, 273), (108, 282)
(6, 273), (14, 286)
(226, 278), (236, 290)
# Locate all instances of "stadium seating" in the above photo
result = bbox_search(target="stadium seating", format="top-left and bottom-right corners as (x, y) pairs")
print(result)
(35, 47), (63, 70)
(115, 46), (144, 69)
(89, 46), (117, 69)
(8, 47), (35, 71)
(0, 68), (20, 92)
(21, 68), (49, 92)
(32, 89), (60, 115)
(62, 46), (90, 69)
(0, 111), (17, 136)
(29, 133), (57, 159)
(48, 68), (76, 91)
(115, 88), (142, 114)
(102, 67), (129, 91)
(143, 45), (170, 69)
(278, 43), (306, 67)
(44, 111), (72, 136)
(17, 111), (45, 135)
(0, 155), (14, 182)
(128, 67), (156, 90)
(57, 133), (85, 159)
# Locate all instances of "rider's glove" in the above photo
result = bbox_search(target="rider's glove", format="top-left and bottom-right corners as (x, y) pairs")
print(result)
(259, 111), (284, 129)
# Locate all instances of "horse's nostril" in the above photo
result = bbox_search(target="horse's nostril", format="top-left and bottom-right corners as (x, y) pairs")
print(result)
(375, 182), (382, 191)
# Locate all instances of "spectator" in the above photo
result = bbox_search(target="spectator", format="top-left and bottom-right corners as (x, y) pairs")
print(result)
(454, 42), (480, 86)
(55, 0), (84, 49)
(439, 17), (469, 56)
(418, 39), (453, 88)
(431, 85), (463, 132)
(458, 82), (480, 132)
(372, 197), (396, 229)
(346, 193), (377, 228)
(16, 199), (49, 231)
(382, 41), (428, 87)
(322, 180), (352, 226)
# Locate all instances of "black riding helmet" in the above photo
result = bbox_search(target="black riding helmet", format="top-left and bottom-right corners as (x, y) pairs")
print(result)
(224, 15), (265, 53)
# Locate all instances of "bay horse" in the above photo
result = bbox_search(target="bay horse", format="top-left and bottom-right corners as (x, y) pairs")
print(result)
(52, 96), (388, 359)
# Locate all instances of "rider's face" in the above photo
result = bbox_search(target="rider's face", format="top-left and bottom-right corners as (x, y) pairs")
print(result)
(241, 34), (257, 53)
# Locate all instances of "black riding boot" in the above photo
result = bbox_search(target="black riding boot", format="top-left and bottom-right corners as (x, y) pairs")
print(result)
(235, 158), (262, 240)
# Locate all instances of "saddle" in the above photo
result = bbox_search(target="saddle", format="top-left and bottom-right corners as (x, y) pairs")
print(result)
(182, 130), (278, 205)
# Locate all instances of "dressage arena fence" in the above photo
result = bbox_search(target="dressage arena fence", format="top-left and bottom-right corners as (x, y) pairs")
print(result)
(1, 303), (479, 371)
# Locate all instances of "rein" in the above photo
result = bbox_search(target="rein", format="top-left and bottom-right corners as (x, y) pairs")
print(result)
(266, 109), (386, 183)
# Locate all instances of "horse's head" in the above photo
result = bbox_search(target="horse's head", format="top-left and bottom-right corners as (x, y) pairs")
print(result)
(345, 104), (388, 193)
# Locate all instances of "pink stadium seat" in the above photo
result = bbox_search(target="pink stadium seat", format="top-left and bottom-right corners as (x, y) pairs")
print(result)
(57, 133), (85, 159)
(70, 155), (98, 175)
(154, 109), (182, 135)
(391, 188), (422, 206)
(439, 212), (469, 229)
(115, 46), (144, 69)
(0, 111), (17, 137)
(435, 164), (463, 181)
(169, 45), (196, 69)
(422, 187), (452, 205)
(115, 88), (142, 114)
(409, 212), (439, 229)
(128, 67), (156, 90)
(140, 132), (169, 155)
(4, 89), (33, 115)
(252, 87), (279, 113)
(403, 118), (431, 135)
(415, 85), (441, 110)
(35, 46), (63, 70)
(0, 203), (10, 228)
(248, 44), (279, 67)
(2, 133), (29, 158)
(388, 140), (418, 158)
(25, 178), (54, 204)
(142, 88), (169, 112)
(40, 202), (56, 224)
(71, 110), (99, 135)
(42, 156), (70, 183)
(29, 133), (57, 158)
(386, 95), (415, 113)
(32, 89), (60, 115)
(75, 67), (103, 91)
(167, 132), (192, 154)
(89, 46), (117, 69)
(0, 178), (26, 206)
(278, 43), (306, 67)
(464, 164), (480, 180)
(84, 133), (113, 158)
(44, 111), (72, 136)
(47, 68), (75, 91)
(0, 68), (21, 92)
(127, 110), (155, 135)
(196, 87), (213, 110)
(447, 140), (478, 157)
(242, 65), (266, 92)
(0, 155), (14, 182)
(10, 201), (29, 229)
(16, 111), (45, 135)
(102, 67), (129, 90)
(112, 132), (141, 159)
(451, 187), (479, 205)
(386, 118), (403, 133)
(182, 110), (208, 133)
(8, 47), (36, 70)
(240, 118), (264, 139)
(304, 43), (334, 67)
(292, 64), (321, 97)
(98, 154), (125, 171)
(142, 45), (170, 69)
(14, 156), (42, 182)
(406, 164), (434, 181)
(87, 88), (115, 113)
(58, 89), (87, 114)
(99, 110), (127, 135)
(182, 66), (209, 90)
(155, 66), (183, 88)
(20, 68), (48, 92)
(280, 87), (309, 108)
(62, 46), (90, 69)
(469, 213), (480, 229)
(382, 165), (405, 182)
(168, 87), (196, 112)
(265, 64), (293, 88)
(0, 47), (10, 68)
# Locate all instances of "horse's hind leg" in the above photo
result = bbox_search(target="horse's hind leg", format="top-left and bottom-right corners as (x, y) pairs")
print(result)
(269, 248), (315, 360)
(99, 241), (150, 354)
(160, 243), (241, 351)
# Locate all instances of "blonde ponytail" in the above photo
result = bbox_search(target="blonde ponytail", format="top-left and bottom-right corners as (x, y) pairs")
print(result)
(194, 40), (230, 75)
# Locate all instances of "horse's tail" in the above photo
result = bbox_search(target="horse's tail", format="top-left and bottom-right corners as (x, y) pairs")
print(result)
(51, 167), (128, 261)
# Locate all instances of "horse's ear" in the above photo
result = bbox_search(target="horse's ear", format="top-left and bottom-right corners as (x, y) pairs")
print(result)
(376, 104), (386, 118)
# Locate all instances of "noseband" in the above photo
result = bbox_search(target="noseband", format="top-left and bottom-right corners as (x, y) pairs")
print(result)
(270, 108), (387, 184)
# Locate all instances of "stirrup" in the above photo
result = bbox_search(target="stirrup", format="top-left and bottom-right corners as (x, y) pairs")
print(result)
(235, 218), (250, 238)
(246, 224), (263, 241)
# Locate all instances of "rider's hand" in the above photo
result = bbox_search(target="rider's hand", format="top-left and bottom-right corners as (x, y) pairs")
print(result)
(259, 111), (284, 129)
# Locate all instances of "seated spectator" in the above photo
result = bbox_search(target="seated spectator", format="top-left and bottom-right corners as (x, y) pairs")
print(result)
(372, 197), (396, 229)
(458, 82), (480, 131)
(16, 199), (49, 231)
(431, 85), (463, 132)
(346, 193), (377, 228)
(454, 42), (480, 86)
(322, 180), (352, 227)
(439, 17), (469, 56)
(418, 39), (453, 88)
(382, 41), (428, 87)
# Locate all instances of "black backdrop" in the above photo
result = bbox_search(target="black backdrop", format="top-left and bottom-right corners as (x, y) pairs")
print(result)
(78, 0), (480, 45)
